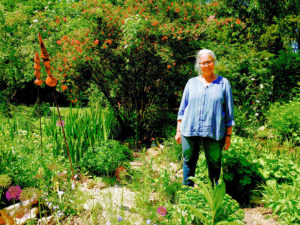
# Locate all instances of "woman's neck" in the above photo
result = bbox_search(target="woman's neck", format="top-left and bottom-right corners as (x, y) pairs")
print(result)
(201, 72), (217, 83)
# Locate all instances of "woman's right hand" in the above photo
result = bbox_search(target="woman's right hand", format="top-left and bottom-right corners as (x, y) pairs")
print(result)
(175, 132), (182, 144)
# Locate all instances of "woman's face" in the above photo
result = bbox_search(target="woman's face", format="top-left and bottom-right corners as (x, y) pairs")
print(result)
(199, 55), (215, 75)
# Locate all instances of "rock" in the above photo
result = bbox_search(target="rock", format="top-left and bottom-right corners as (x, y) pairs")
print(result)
(148, 192), (160, 204)
(176, 169), (183, 178)
(1, 203), (39, 225)
(146, 147), (162, 158)
(243, 207), (278, 225)
(115, 166), (127, 181)
(130, 161), (143, 170)
(0, 209), (14, 225)
(38, 215), (54, 224)
(169, 162), (180, 173)
(15, 207), (39, 225)
(97, 182), (107, 189)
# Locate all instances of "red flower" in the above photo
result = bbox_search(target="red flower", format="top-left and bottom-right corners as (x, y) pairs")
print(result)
(152, 22), (158, 26)
(61, 85), (68, 91)
(167, 65), (171, 69)
(94, 39), (99, 45)
(57, 40), (61, 45)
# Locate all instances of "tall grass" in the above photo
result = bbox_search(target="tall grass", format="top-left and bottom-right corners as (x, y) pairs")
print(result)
(44, 103), (115, 164)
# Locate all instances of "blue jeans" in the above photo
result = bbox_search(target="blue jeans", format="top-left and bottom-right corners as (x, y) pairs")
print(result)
(182, 135), (225, 186)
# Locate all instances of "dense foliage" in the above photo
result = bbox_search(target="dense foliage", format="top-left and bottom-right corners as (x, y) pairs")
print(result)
(194, 136), (299, 205)
(177, 184), (244, 224)
(267, 100), (300, 144)
(0, 0), (298, 139)
(80, 140), (133, 176)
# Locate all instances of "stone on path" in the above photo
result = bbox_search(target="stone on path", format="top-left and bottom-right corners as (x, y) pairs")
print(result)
(243, 207), (278, 225)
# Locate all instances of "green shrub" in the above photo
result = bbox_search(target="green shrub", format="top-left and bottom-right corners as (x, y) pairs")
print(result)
(80, 140), (133, 176)
(267, 100), (300, 144)
(176, 181), (244, 224)
(31, 102), (51, 117)
(261, 179), (300, 224)
(222, 139), (264, 206)
(195, 137), (299, 206)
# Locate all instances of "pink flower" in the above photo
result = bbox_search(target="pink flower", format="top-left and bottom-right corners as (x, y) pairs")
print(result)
(157, 206), (167, 216)
(6, 186), (22, 201)
(56, 120), (65, 127)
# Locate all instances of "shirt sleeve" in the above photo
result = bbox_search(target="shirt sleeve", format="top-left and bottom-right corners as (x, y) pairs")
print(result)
(177, 80), (190, 120)
(224, 79), (235, 127)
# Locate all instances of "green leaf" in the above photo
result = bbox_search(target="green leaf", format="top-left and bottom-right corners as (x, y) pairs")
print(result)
(190, 177), (214, 209)
(185, 205), (209, 225)
(213, 180), (226, 212)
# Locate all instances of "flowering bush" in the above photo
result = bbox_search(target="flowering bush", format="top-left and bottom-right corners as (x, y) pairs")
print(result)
(48, 0), (246, 139)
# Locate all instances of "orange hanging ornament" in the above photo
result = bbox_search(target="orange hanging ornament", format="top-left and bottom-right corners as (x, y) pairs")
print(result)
(34, 51), (43, 86)
(38, 32), (57, 87)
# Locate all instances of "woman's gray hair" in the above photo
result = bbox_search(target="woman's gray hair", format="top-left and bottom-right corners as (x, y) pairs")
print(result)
(195, 49), (217, 75)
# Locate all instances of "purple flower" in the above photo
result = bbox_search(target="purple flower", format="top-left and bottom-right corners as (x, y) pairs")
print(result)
(146, 219), (151, 224)
(6, 186), (22, 201)
(118, 216), (123, 222)
(157, 206), (167, 216)
(56, 120), (65, 127)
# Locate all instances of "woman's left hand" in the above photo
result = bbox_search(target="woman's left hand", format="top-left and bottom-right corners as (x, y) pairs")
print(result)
(223, 136), (231, 150)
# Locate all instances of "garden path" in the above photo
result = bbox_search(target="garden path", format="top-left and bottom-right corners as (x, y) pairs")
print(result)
(60, 145), (279, 225)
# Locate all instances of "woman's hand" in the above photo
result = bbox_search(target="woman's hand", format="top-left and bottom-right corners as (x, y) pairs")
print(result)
(175, 132), (182, 144)
(175, 120), (182, 144)
(223, 136), (231, 150)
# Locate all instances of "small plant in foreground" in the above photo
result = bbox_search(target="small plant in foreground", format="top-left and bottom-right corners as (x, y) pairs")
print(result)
(178, 177), (244, 225)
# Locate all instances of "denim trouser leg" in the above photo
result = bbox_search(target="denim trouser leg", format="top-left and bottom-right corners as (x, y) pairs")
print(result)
(182, 136), (201, 186)
(182, 136), (224, 186)
(202, 137), (224, 185)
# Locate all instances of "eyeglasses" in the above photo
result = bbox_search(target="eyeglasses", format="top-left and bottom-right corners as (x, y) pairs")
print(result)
(199, 60), (214, 66)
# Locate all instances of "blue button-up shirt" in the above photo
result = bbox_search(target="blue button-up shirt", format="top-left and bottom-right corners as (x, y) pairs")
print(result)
(177, 75), (235, 140)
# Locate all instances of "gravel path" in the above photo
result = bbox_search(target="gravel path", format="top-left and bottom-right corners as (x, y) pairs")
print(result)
(243, 207), (278, 225)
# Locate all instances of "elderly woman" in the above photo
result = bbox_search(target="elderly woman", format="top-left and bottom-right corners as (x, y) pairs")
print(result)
(175, 49), (235, 186)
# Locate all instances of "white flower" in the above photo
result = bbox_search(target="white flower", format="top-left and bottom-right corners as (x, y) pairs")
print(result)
(56, 211), (64, 218)
(251, 78), (255, 81)
(47, 202), (52, 208)
(260, 84), (264, 89)
(33, 19), (38, 23)
(255, 100), (260, 103)
(57, 191), (64, 198)
(255, 113), (259, 116)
